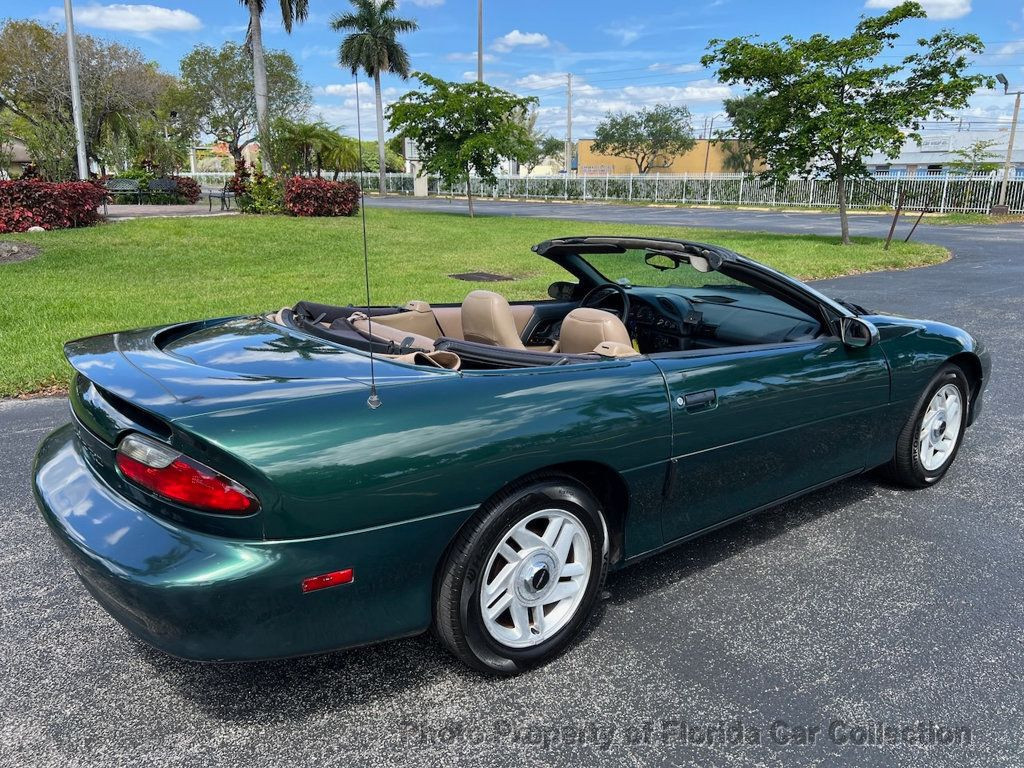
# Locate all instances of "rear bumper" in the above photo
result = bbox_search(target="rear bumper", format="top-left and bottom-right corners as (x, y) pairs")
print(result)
(33, 424), (472, 662)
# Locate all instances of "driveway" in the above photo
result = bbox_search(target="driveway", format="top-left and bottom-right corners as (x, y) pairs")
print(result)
(2, 201), (1021, 767)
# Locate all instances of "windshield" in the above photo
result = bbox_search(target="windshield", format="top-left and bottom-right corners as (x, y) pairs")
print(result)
(583, 249), (748, 290)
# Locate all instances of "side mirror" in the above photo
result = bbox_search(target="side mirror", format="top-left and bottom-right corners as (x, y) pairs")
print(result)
(548, 281), (577, 301)
(840, 316), (879, 348)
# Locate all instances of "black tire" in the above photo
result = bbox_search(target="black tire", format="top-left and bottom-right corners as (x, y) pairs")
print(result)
(885, 363), (970, 488)
(434, 475), (608, 675)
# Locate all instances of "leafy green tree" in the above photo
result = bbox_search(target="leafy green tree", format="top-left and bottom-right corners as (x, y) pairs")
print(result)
(591, 104), (696, 174)
(176, 42), (310, 165)
(716, 94), (764, 174)
(388, 73), (536, 216)
(331, 0), (418, 197)
(239, 0), (309, 174)
(386, 134), (405, 160)
(516, 108), (565, 173)
(702, 1), (990, 244)
(273, 119), (333, 175)
(947, 139), (1001, 175)
(0, 19), (172, 178)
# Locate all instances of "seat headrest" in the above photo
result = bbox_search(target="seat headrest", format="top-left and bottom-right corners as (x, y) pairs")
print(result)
(558, 308), (637, 356)
(461, 290), (525, 348)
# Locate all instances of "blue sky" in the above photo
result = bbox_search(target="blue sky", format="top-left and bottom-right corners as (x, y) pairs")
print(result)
(22, 0), (1024, 140)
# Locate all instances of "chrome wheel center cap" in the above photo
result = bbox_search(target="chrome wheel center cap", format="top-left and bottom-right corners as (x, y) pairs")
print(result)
(516, 551), (558, 605)
(930, 411), (948, 444)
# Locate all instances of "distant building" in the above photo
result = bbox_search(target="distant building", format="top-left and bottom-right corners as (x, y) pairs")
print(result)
(3, 139), (32, 178)
(576, 138), (761, 175)
(864, 130), (1021, 177)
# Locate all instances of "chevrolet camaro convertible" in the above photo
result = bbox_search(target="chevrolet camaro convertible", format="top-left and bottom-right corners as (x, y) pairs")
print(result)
(34, 236), (989, 674)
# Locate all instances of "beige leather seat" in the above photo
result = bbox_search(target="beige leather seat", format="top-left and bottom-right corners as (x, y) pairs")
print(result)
(461, 290), (526, 348)
(556, 308), (638, 356)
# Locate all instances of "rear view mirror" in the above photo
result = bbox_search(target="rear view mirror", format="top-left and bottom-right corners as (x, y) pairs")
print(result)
(548, 281), (577, 301)
(644, 252), (678, 271)
(840, 316), (879, 348)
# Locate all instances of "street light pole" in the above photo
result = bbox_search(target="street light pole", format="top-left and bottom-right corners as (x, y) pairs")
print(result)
(63, 0), (89, 180)
(564, 73), (573, 175)
(994, 73), (1021, 213)
(476, 0), (483, 83)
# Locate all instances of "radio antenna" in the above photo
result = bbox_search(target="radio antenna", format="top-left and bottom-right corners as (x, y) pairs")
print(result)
(354, 70), (381, 410)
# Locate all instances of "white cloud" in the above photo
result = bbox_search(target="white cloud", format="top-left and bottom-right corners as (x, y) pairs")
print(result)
(994, 40), (1024, 57)
(515, 72), (601, 96)
(515, 72), (567, 90)
(56, 3), (202, 33)
(301, 45), (336, 60)
(493, 30), (550, 53)
(446, 51), (496, 63)
(648, 62), (703, 74)
(620, 81), (732, 102)
(317, 83), (373, 97)
(864, 0), (971, 20)
(605, 25), (644, 45)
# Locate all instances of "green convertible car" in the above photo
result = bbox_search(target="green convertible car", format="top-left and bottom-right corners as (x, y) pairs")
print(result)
(34, 236), (989, 674)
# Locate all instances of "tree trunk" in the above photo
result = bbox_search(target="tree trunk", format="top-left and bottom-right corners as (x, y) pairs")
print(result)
(466, 168), (474, 217)
(248, 1), (273, 175)
(836, 173), (851, 245)
(374, 73), (387, 197)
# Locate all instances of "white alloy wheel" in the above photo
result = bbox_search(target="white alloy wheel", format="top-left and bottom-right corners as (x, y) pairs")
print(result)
(918, 383), (963, 471)
(478, 509), (592, 649)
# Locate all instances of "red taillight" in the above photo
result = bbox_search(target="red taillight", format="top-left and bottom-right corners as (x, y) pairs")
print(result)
(116, 433), (258, 515)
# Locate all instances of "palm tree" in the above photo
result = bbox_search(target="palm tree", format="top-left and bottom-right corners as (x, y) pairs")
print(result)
(331, 0), (418, 197)
(241, 0), (309, 175)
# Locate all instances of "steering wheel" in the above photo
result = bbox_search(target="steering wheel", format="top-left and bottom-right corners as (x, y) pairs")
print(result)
(578, 282), (630, 323)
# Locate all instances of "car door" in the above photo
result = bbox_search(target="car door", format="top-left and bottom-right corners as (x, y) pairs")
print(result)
(653, 336), (890, 543)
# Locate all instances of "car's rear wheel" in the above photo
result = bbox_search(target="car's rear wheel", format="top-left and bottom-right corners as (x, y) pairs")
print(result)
(434, 476), (608, 675)
(886, 363), (969, 488)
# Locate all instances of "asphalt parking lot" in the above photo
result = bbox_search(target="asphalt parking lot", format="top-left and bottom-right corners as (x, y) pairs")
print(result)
(2, 203), (1022, 767)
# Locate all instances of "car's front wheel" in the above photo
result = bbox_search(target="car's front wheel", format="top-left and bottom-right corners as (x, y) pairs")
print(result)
(434, 476), (608, 674)
(886, 363), (969, 488)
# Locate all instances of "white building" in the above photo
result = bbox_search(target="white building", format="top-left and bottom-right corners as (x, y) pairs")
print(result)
(864, 129), (1022, 177)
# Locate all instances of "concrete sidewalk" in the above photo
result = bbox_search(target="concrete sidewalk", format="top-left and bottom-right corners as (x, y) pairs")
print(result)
(104, 202), (238, 220)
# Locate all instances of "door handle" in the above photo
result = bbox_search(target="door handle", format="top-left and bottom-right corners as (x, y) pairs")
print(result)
(678, 389), (717, 412)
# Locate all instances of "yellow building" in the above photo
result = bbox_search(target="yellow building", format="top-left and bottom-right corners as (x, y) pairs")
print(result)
(576, 138), (758, 175)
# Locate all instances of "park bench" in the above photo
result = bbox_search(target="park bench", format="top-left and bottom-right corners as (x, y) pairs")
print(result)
(207, 181), (236, 211)
(146, 178), (179, 200)
(102, 178), (143, 210)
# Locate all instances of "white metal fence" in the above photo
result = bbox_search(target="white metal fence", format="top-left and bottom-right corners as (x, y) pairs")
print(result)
(181, 171), (1024, 214)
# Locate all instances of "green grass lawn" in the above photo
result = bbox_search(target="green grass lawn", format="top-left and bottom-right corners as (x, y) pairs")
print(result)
(1, 209), (947, 397)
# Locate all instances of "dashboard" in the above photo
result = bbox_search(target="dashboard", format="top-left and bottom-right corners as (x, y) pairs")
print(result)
(625, 286), (822, 353)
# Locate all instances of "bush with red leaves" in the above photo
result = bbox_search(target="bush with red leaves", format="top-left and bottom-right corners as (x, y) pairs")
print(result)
(284, 177), (360, 217)
(169, 175), (201, 204)
(227, 158), (250, 197)
(0, 179), (108, 233)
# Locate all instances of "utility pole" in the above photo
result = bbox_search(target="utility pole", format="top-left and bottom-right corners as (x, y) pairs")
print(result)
(994, 73), (1021, 214)
(63, 0), (89, 179)
(564, 73), (573, 175)
(476, 0), (483, 82)
(703, 114), (721, 175)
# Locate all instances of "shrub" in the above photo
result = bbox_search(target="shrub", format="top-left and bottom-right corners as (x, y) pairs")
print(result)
(237, 171), (285, 214)
(284, 177), (360, 217)
(0, 179), (108, 233)
(227, 158), (250, 197)
(169, 175), (201, 204)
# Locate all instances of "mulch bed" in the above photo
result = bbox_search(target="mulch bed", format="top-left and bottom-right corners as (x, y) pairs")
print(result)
(0, 241), (40, 264)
